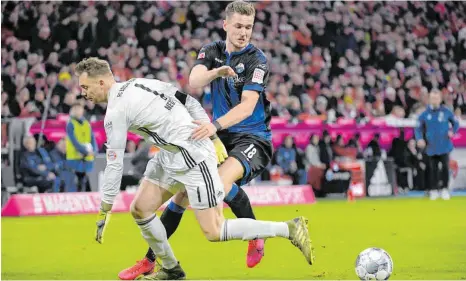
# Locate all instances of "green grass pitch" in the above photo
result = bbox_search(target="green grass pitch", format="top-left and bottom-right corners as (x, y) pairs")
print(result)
(2, 197), (466, 280)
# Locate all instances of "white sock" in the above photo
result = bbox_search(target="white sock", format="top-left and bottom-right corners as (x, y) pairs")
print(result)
(135, 214), (178, 269)
(220, 218), (290, 241)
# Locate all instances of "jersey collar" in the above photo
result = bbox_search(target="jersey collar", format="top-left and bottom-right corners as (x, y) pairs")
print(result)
(224, 42), (253, 57)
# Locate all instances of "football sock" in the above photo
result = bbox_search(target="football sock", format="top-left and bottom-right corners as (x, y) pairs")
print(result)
(145, 201), (186, 262)
(224, 184), (256, 219)
(219, 218), (289, 241)
(135, 214), (178, 269)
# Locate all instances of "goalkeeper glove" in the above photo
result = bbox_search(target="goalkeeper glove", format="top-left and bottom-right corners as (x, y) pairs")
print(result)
(211, 134), (228, 165)
(95, 208), (111, 244)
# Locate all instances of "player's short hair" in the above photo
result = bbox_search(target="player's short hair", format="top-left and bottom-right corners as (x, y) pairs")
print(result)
(225, 0), (255, 19)
(75, 57), (112, 78)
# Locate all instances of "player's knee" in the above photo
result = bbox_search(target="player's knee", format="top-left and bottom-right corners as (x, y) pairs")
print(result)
(172, 191), (189, 208)
(201, 227), (221, 242)
(130, 200), (148, 219)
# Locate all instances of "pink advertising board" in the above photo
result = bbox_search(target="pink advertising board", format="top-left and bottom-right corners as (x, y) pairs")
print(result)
(29, 117), (466, 150)
(1, 185), (315, 217)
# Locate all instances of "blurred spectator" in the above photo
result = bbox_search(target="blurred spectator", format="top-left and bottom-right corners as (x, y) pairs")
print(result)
(318, 130), (333, 168)
(2, 1), (466, 192)
(121, 141), (154, 190)
(65, 103), (97, 192)
(49, 138), (77, 192)
(389, 128), (409, 189)
(347, 133), (363, 158)
(126, 140), (137, 153)
(305, 134), (326, 169)
(366, 133), (382, 159)
(19, 136), (55, 192)
(406, 138), (427, 191)
(1, 1), (464, 125)
(274, 135), (305, 185)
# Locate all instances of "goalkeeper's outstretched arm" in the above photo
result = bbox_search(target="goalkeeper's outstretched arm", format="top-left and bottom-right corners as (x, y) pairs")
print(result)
(95, 109), (128, 244)
(100, 109), (129, 211)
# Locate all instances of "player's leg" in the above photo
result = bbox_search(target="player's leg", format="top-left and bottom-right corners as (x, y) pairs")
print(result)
(439, 153), (451, 200)
(120, 191), (189, 280)
(120, 158), (185, 280)
(188, 159), (315, 265)
(130, 179), (180, 271)
(220, 134), (273, 268)
(429, 155), (440, 200)
(144, 192), (189, 263)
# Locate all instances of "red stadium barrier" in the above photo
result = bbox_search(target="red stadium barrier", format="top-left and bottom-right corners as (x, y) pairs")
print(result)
(1, 185), (315, 217)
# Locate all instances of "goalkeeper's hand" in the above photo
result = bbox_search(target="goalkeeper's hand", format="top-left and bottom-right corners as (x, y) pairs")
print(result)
(95, 208), (111, 244)
(211, 135), (228, 165)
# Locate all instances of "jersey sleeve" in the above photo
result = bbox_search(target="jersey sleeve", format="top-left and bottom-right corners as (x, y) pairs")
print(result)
(174, 91), (211, 123)
(100, 109), (129, 205)
(193, 44), (216, 70)
(243, 57), (269, 94)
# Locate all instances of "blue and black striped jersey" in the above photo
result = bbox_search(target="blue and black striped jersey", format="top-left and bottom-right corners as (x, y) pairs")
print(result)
(194, 41), (272, 141)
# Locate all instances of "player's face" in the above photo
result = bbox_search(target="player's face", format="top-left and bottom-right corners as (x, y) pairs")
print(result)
(78, 73), (107, 103)
(430, 92), (442, 108)
(224, 13), (254, 51)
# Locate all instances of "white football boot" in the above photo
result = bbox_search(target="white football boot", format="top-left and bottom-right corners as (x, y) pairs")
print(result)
(441, 188), (451, 200)
(430, 190), (439, 200)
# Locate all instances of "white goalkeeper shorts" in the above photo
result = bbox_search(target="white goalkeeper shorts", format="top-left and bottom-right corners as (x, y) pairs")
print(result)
(143, 151), (225, 210)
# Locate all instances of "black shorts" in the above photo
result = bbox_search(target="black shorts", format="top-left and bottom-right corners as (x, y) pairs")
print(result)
(218, 132), (273, 186)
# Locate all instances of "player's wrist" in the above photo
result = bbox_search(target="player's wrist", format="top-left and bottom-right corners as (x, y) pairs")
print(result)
(100, 202), (112, 213)
(212, 120), (223, 132)
(210, 133), (219, 140)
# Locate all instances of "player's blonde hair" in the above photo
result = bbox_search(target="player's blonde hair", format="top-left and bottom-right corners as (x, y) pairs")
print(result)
(225, 0), (255, 19)
(75, 57), (112, 77)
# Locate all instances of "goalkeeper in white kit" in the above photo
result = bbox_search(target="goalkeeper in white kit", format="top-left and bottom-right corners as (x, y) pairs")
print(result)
(75, 57), (314, 280)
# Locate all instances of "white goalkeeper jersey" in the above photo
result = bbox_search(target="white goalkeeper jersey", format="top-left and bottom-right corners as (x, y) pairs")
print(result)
(101, 78), (213, 205)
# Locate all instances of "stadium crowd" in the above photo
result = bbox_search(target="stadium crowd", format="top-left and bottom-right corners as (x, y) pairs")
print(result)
(1, 1), (465, 192)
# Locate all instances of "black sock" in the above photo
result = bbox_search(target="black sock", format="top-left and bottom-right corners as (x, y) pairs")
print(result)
(224, 186), (256, 219)
(145, 202), (185, 262)
(145, 247), (156, 262)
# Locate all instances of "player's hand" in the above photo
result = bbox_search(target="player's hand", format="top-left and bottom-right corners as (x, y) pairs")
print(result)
(95, 208), (111, 244)
(215, 66), (237, 78)
(191, 120), (217, 140)
(417, 139), (426, 149)
(448, 131), (454, 139)
(211, 136), (228, 164)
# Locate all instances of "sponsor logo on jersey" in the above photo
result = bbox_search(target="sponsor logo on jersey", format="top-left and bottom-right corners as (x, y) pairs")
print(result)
(215, 58), (223, 63)
(257, 64), (267, 70)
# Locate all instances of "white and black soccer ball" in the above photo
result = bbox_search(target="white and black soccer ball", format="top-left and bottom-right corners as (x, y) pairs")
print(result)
(355, 247), (393, 280)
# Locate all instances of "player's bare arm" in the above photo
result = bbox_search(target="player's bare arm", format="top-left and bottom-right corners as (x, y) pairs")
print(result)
(191, 90), (259, 140)
(189, 64), (236, 89)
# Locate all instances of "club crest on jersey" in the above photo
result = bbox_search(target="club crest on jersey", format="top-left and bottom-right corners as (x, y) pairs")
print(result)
(107, 150), (117, 161)
(235, 63), (245, 74)
(197, 52), (205, 59)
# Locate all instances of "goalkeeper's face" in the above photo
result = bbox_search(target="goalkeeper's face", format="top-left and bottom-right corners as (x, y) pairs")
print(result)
(78, 72), (109, 103)
(224, 13), (254, 51)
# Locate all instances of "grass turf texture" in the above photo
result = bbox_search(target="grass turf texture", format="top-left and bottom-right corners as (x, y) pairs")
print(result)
(2, 197), (466, 280)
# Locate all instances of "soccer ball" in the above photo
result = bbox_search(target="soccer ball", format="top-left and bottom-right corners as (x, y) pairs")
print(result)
(355, 247), (393, 280)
